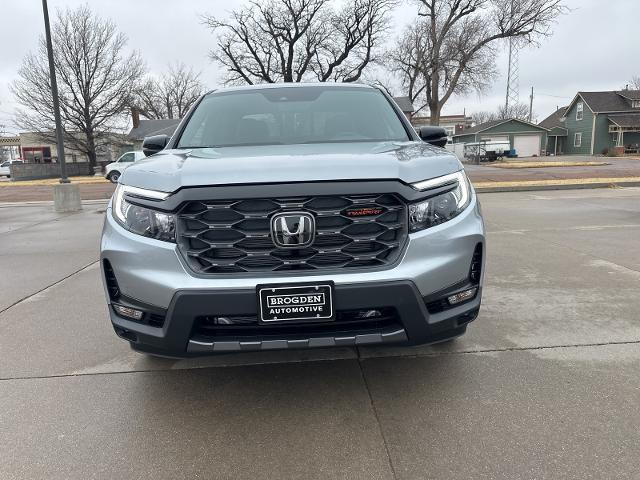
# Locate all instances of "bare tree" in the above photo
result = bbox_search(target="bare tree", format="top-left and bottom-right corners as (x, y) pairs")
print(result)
(471, 110), (494, 125)
(202, 0), (397, 84)
(473, 102), (531, 124)
(388, 0), (566, 125)
(629, 76), (640, 90)
(11, 5), (144, 169)
(135, 63), (205, 119)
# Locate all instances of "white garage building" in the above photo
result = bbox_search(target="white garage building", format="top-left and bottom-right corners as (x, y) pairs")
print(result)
(452, 118), (549, 158)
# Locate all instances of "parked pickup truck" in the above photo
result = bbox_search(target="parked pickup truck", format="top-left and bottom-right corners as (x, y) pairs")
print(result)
(0, 160), (24, 178)
(104, 151), (145, 183)
(101, 83), (485, 358)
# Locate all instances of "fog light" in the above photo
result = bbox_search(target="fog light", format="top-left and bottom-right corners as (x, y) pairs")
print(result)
(447, 288), (477, 305)
(113, 304), (144, 320)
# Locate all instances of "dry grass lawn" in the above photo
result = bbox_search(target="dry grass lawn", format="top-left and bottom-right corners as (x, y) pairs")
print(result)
(473, 177), (640, 188)
(0, 176), (109, 187)
(489, 161), (609, 169)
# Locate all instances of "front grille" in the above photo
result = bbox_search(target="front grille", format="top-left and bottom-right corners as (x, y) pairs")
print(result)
(177, 194), (408, 274)
(192, 307), (401, 340)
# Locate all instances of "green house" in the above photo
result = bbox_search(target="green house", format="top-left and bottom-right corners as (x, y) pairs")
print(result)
(549, 90), (640, 155)
(538, 107), (568, 155)
(452, 118), (548, 157)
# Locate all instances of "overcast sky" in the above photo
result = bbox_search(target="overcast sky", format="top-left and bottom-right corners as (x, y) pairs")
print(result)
(1, 0), (638, 133)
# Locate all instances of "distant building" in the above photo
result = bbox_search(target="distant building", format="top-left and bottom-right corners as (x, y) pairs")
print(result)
(544, 90), (640, 155)
(411, 114), (474, 142)
(392, 96), (414, 120)
(538, 107), (568, 155)
(10, 131), (128, 164)
(452, 118), (549, 157)
(128, 110), (180, 150)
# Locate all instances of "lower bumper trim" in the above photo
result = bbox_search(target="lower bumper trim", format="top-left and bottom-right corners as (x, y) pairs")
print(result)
(187, 328), (408, 353)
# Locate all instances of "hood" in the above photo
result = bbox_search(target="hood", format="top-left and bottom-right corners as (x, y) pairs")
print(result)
(120, 141), (461, 192)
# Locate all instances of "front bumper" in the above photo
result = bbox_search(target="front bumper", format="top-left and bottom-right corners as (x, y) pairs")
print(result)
(109, 281), (481, 357)
(101, 192), (485, 357)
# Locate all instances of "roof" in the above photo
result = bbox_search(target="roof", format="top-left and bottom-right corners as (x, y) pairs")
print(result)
(608, 113), (640, 128)
(616, 90), (640, 101)
(539, 107), (567, 129)
(565, 90), (640, 114)
(454, 119), (505, 135)
(128, 119), (180, 141)
(392, 96), (414, 113)
(452, 117), (548, 137)
(547, 126), (568, 136)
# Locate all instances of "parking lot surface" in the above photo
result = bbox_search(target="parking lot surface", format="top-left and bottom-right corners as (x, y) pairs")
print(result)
(1, 188), (639, 479)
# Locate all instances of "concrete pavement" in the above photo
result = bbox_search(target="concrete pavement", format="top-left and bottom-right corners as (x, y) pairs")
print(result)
(1, 189), (640, 479)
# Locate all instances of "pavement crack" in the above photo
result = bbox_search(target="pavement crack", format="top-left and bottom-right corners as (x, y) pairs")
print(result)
(356, 357), (398, 480)
(371, 339), (640, 360)
(0, 210), (83, 236)
(2, 340), (640, 383)
(0, 260), (99, 315)
(522, 231), (640, 275)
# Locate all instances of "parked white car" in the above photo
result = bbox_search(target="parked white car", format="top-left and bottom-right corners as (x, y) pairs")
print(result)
(0, 160), (24, 178)
(105, 151), (146, 183)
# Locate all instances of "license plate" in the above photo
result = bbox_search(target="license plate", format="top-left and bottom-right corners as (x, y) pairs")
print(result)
(257, 283), (335, 323)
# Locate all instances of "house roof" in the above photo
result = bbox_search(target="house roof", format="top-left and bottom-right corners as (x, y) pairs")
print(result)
(608, 113), (640, 128)
(616, 90), (640, 101)
(128, 119), (180, 141)
(539, 107), (567, 129)
(453, 119), (505, 135)
(565, 90), (640, 114)
(452, 118), (548, 137)
(392, 96), (414, 113)
(547, 126), (568, 136)
(580, 91), (633, 112)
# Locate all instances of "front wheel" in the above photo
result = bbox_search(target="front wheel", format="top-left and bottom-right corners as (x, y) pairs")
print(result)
(107, 171), (120, 183)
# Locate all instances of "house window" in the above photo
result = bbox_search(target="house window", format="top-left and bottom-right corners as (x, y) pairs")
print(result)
(576, 102), (584, 121)
(633, 100), (640, 108)
(574, 132), (582, 147)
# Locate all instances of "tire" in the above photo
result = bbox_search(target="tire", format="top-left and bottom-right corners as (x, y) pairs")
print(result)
(107, 171), (120, 183)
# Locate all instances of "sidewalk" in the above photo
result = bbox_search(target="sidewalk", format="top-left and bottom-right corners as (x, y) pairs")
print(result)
(1, 155), (640, 202)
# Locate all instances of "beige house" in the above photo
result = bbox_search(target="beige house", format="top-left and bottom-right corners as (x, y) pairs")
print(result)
(16, 131), (131, 164)
(411, 115), (474, 142)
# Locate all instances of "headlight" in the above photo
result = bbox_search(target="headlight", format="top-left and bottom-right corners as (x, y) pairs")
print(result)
(112, 185), (176, 242)
(408, 171), (472, 232)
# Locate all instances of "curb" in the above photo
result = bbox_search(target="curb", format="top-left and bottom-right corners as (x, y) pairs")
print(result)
(475, 181), (640, 193)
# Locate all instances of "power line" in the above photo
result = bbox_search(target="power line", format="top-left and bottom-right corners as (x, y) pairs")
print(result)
(536, 93), (571, 99)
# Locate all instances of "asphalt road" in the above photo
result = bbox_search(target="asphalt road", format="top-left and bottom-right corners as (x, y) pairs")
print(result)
(1, 188), (639, 479)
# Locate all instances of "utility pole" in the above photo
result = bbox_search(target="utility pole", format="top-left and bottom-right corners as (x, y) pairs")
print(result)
(528, 87), (534, 123)
(41, 0), (69, 183)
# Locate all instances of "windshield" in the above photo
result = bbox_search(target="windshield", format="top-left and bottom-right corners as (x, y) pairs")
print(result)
(177, 86), (410, 148)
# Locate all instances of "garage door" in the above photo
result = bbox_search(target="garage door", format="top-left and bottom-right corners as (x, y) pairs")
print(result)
(514, 135), (541, 157)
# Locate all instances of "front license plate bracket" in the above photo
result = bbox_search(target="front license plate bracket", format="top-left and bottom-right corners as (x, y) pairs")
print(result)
(257, 283), (335, 323)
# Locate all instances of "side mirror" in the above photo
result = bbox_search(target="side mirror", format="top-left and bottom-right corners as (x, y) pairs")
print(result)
(418, 126), (448, 148)
(142, 134), (170, 157)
